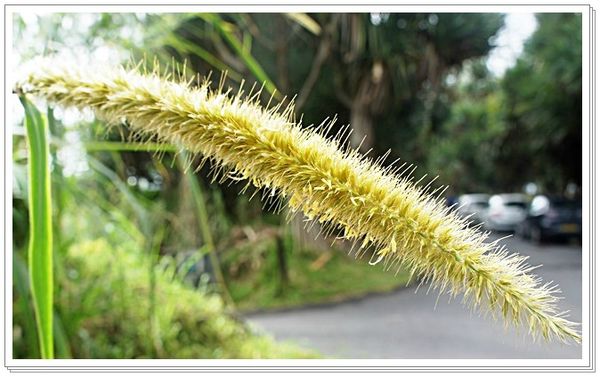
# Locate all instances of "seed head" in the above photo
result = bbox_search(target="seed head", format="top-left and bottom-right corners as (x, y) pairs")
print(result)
(15, 60), (581, 343)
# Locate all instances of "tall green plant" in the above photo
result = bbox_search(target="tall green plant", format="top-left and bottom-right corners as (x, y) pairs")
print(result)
(196, 14), (280, 97)
(178, 152), (234, 307)
(20, 97), (54, 358)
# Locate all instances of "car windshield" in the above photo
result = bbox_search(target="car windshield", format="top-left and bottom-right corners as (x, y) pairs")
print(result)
(551, 199), (580, 209)
(505, 201), (527, 209)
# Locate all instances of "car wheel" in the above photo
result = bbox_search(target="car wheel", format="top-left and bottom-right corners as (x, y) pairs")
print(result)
(530, 226), (544, 245)
(516, 224), (528, 239)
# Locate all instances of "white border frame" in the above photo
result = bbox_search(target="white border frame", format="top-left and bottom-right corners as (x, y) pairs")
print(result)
(2, 1), (595, 372)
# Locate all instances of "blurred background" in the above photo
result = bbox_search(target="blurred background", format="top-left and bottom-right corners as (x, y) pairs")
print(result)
(12, 12), (582, 359)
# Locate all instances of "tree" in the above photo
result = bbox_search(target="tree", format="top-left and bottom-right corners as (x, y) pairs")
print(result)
(426, 60), (507, 193)
(500, 13), (582, 192)
(326, 13), (504, 155)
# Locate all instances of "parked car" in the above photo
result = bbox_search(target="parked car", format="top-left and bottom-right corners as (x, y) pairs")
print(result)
(484, 193), (528, 232)
(517, 195), (582, 243)
(456, 194), (490, 225)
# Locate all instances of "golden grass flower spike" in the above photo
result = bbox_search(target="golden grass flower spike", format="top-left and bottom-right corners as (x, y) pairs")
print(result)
(16, 60), (581, 343)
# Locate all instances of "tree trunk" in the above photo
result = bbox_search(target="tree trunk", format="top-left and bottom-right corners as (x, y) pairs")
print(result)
(347, 61), (388, 152)
(275, 233), (289, 295)
(349, 102), (375, 151)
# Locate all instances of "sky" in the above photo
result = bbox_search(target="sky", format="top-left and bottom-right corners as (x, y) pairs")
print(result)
(486, 13), (538, 77)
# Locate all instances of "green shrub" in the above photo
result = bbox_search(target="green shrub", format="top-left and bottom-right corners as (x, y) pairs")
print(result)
(15, 238), (314, 359)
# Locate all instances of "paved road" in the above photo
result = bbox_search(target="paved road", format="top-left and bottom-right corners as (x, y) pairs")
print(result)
(246, 234), (583, 358)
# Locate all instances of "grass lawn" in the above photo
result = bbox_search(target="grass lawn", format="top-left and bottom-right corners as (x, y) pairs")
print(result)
(225, 242), (413, 312)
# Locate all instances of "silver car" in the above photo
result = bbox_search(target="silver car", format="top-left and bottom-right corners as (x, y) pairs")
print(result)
(456, 194), (490, 226)
(484, 193), (528, 232)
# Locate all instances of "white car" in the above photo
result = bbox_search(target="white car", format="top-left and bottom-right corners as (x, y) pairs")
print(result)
(484, 193), (528, 232)
(456, 194), (490, 226)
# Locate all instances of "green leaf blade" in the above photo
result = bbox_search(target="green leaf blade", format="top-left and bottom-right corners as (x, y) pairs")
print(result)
(198, 13), (280, 98)
(20, 97), (54, 359)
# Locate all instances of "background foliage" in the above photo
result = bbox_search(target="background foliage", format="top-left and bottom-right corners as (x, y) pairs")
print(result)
(12, 12), (582, 358)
